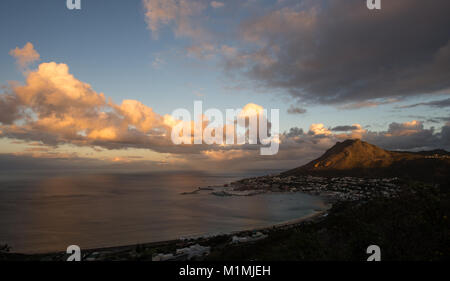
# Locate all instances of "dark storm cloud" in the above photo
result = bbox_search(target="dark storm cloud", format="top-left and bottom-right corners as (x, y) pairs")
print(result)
(362, 121), (450, 150)
(399, 98), (450, 109)
(285, 127), (305, 138)
(0, 93), (21, 124)
(287, 105), (307, 115)
(331, 125), (359, 132)
(231, 0), (450, 105)
(441, 124), (450, 147)
(0, 153), (97, 171)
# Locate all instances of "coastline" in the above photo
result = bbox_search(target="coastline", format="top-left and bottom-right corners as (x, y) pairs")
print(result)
(5, 199), (331, 260)
(3, 181), (447, 261)
(3, 171), (404, 260)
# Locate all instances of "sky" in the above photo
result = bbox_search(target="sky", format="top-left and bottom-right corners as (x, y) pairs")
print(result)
(0, 0), (449, 172)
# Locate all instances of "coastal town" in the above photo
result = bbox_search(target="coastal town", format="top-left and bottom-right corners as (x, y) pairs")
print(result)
(210, 175), (404, 202)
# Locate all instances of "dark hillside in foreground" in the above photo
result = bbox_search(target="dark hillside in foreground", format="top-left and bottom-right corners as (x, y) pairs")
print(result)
(207, 183), (450, 261)
(284, 139), (450, 183)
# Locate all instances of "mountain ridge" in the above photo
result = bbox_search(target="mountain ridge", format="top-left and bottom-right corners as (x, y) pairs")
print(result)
(284, 139), (450, 183)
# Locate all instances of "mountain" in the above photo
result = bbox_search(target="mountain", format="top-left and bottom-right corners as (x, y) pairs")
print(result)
(284, 139), (450, 183)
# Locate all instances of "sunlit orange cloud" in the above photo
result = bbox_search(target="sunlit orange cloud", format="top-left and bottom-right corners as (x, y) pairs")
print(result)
(12, 150), (79, 159)
(2, 44), (174, 151)
(9, 42), (40, 69)
(7, 43), (431, 167)
(384, 120), (424, 137)
(309, 123), (332, 136)
(1, 43), (278, 161)
(239, 103), (264, 117)
(202, 149), (252, 161)
(335, 124), (367, 139)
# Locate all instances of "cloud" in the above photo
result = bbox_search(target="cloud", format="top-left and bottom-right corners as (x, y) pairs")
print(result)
(2, 42), (449, 172)
(350, 120), (449, 150)
(0, 92), (21, 124)
(0, 152), (178, 172)
(1, 49), (278, 159)
(385, 120), (424, 137)
(287, 105), (306, 115)
(305, 123), (366, 139)
(0, 59), (175, 151)
(143, 0), (208, 39)
(112, 99), (164, 132)
(186, 43), (238, 60)
(9, 42), (40, 68)
(285, 127), (304, 138)
(210, 1), (224, 9)
(308, 123), (332, 136)
(225, 0), (450, 105)
(141, 0), (450, 108)
(186, 43), (217, 59)
(338, 99), (399, 110)
(202, 149), (250, 160)
(331, 125), (360, 132)
(335, 124), (367, 139)
(277, 121), (450, 168)
(15, 62), (106, 112)
(441, 123), (450, 147)
(239, 103), (264, 117)
(152, 55), (166, 68)
(399, 98), (450, 109)
(282, 119), (450, 154)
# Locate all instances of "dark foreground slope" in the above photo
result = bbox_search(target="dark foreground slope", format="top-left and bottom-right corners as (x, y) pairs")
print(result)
(207, 183), (449, 261)
(284, 139), (450, 183)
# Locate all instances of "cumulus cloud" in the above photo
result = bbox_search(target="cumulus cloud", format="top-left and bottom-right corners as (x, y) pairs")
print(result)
(348, 120), (447, 151)
(2, 41), (449, 172)
(1, 46), (279, 160)
(0, 56), (175, 151)
(308, 124), (332, 136)
(274, 121), (450, 170)
(385, 120), (424, 137)
(9, 42), (40, 69)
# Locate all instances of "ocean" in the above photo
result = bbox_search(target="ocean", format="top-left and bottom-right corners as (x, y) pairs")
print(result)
(0, 170), (327, 254)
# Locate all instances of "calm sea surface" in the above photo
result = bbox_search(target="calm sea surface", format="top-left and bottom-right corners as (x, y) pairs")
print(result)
(0, 171), (327, 253)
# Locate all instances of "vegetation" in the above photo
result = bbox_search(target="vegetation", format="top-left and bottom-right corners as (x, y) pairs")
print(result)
(206, 182), (449, 261)
(0, 244), (10, 253)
